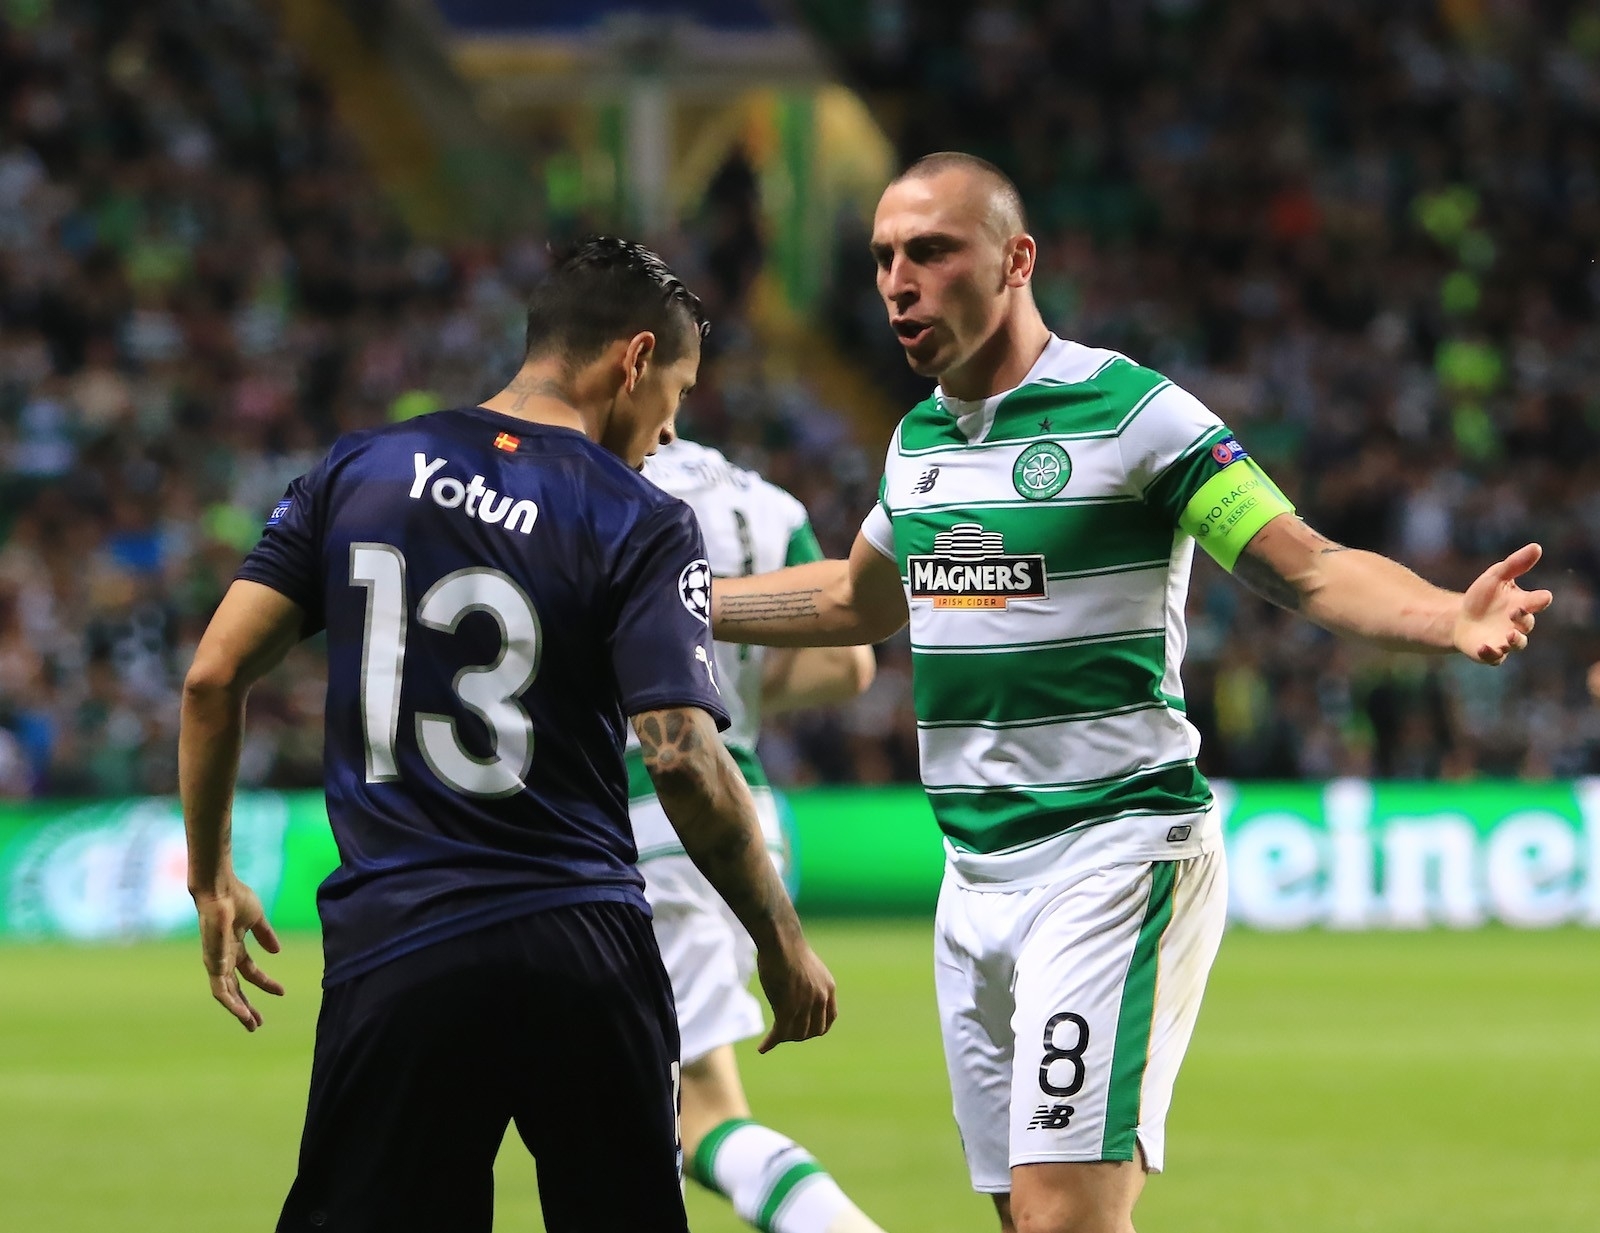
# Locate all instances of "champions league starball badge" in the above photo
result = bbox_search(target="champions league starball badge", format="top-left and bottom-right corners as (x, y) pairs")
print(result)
(678, 559), (712, 622)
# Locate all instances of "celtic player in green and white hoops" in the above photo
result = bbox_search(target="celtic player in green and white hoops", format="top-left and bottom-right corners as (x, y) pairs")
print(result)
(632, 437), (884, 1233)
(712, 153), (1553, 1233)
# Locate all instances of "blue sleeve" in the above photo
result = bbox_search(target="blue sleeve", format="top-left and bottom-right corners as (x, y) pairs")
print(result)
(234, 460), (327, 634)
(610, 501), (731, 729)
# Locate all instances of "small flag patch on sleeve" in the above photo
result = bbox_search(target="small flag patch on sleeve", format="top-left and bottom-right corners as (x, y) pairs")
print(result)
(493, 432), (520, 452)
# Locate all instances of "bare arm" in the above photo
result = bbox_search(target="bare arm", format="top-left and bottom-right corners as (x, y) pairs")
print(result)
(1233, 515), (1552, 664)
(179, 580), (304, 1029)
(712, 531), (908, 647)
(633, 705), (836, 1050)
(760, 645), (877, 716)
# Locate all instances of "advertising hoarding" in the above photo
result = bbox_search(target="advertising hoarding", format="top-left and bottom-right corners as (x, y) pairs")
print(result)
(2, 780), (1597, 938)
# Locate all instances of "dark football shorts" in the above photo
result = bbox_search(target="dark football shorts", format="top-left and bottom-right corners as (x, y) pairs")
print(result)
(277, 900), (685, 1233)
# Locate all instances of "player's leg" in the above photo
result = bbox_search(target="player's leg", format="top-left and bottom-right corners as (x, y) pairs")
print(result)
(645, 847), (885, 1233)
(992, 1166), (1144, 1233)
(1002, 849), (1228, 1233)
(934, 870), (1024, 1207)
(506, 899), (688, 1233)
(680, 1040), (752, 1148)
(663, 858), (888, 1233)
(1007, 1162), (1144, 1233)
(1131, 848), (1227, 1175)
(684, 1043), (886, 1233)
(276, 926), (520, 1233)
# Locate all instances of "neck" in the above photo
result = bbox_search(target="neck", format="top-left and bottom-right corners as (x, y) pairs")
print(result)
(938, 306), (1052, 402)
(480, 362), (607, 443)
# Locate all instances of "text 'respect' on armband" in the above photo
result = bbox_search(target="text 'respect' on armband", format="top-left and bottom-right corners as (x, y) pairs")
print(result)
(1178, 458), (1295, 571)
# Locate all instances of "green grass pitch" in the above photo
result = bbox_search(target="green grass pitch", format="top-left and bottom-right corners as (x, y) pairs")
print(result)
(2, 921), (1598, 1231)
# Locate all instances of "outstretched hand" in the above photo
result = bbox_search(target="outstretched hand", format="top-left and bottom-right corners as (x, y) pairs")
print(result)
(1455, 543), (1553, 666)
(194, 878), (284, 1031)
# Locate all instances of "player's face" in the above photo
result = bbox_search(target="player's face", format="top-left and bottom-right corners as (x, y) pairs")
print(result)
(870, 172), (1015, 381)
(609, 335), (700, 469)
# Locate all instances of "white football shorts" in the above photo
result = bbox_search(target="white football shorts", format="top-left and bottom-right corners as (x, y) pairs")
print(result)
(632, 794), (786, 1066)
(934, 843), (1227, 1191)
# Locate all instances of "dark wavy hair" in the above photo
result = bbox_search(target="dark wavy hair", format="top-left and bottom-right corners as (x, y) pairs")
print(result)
(523, 235), (710, 367)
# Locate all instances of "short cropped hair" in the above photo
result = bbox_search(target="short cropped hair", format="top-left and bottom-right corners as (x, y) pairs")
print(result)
(524, 236), (710, 366)
(895, 151), (1028, 235)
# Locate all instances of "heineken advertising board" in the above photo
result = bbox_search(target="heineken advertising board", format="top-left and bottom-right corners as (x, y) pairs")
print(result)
(1, 781), (1598, 939)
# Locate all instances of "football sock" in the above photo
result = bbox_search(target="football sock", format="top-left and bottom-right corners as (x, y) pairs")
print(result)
(690, 1118), (886, 1233)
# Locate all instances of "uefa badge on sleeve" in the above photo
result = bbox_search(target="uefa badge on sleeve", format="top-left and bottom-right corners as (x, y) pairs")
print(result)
(678, 559), (712, 623)
(1210, 435), (1248, 465)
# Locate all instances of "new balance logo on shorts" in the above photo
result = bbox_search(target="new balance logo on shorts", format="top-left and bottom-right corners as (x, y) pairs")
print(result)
(1026, 1104), (1076, 1130)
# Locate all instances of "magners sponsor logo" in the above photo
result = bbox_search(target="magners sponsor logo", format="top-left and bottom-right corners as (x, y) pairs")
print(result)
(907, 524), (1047, 609)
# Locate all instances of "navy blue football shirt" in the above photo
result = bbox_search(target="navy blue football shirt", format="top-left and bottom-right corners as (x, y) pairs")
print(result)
(237, 407), (729, 985)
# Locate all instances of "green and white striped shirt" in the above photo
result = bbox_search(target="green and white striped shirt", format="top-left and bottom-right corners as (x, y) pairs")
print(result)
(861, 335), (1290, 884)
(626, 438), (823, 861)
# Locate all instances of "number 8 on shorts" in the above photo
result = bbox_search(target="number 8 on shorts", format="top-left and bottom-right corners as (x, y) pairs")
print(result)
(934, 848), (1227, 1193)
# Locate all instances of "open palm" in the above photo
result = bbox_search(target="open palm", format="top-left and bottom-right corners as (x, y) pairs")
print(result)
(1455, 543), (1553, 666)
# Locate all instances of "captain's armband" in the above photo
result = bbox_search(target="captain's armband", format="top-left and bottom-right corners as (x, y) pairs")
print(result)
(1178, 460), (1295, 571)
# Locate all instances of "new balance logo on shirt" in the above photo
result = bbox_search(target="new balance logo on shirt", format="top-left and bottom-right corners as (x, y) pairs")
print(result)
(912, 466), (940, 494)
(1026, 1104), (1076, 1130)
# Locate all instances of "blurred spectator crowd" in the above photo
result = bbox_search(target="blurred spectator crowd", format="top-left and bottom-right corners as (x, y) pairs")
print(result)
(0, 0), (888, 798)
(823, 0), (1600, 780)
(2, 0), (1599, 799)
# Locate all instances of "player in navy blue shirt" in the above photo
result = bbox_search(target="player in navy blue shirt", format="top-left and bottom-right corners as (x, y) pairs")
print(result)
(179, 237), (836, 1233)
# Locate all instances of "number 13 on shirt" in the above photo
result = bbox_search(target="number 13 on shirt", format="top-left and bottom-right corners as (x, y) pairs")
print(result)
(349, 542), (542, 798)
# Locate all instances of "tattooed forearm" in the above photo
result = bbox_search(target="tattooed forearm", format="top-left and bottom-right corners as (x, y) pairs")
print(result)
(675, 807), (790, 945)
(1234, 552), (1304, 611)
(718, 590), (824, 625)
(632, 705), (798, 949)
(1305, 527), (1351, 556)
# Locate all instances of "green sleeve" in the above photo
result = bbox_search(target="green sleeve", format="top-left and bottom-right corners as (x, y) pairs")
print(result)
(1143, 430), (1295, 571)
(784, 520), (825, 566)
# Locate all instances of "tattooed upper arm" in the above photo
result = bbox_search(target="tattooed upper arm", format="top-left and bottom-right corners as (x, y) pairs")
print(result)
(632, 707), (709, 778)
(1232, 550), (1303, 611)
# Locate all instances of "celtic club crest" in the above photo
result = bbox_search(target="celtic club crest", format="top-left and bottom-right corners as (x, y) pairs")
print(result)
(1012, 442), (1072, 500)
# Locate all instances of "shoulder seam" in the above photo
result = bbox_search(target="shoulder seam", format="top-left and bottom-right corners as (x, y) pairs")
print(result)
(1086, 352), (1124, 380)
(1106, 376), (1174, 434)
(1137, 423), (1231, 500)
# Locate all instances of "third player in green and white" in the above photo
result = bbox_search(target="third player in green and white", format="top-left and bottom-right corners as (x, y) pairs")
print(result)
(631, 436), (884, 1233)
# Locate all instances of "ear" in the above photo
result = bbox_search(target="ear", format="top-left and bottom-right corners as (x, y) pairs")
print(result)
(620, 331), (657, 392)
(1004, 234), (1037, 288)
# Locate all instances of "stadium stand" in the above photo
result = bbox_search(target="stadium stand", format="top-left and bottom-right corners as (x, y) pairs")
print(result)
(813, 0), (1600, 780)
(1, 0), (1596, 795)
(0, 0), (890, 797)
